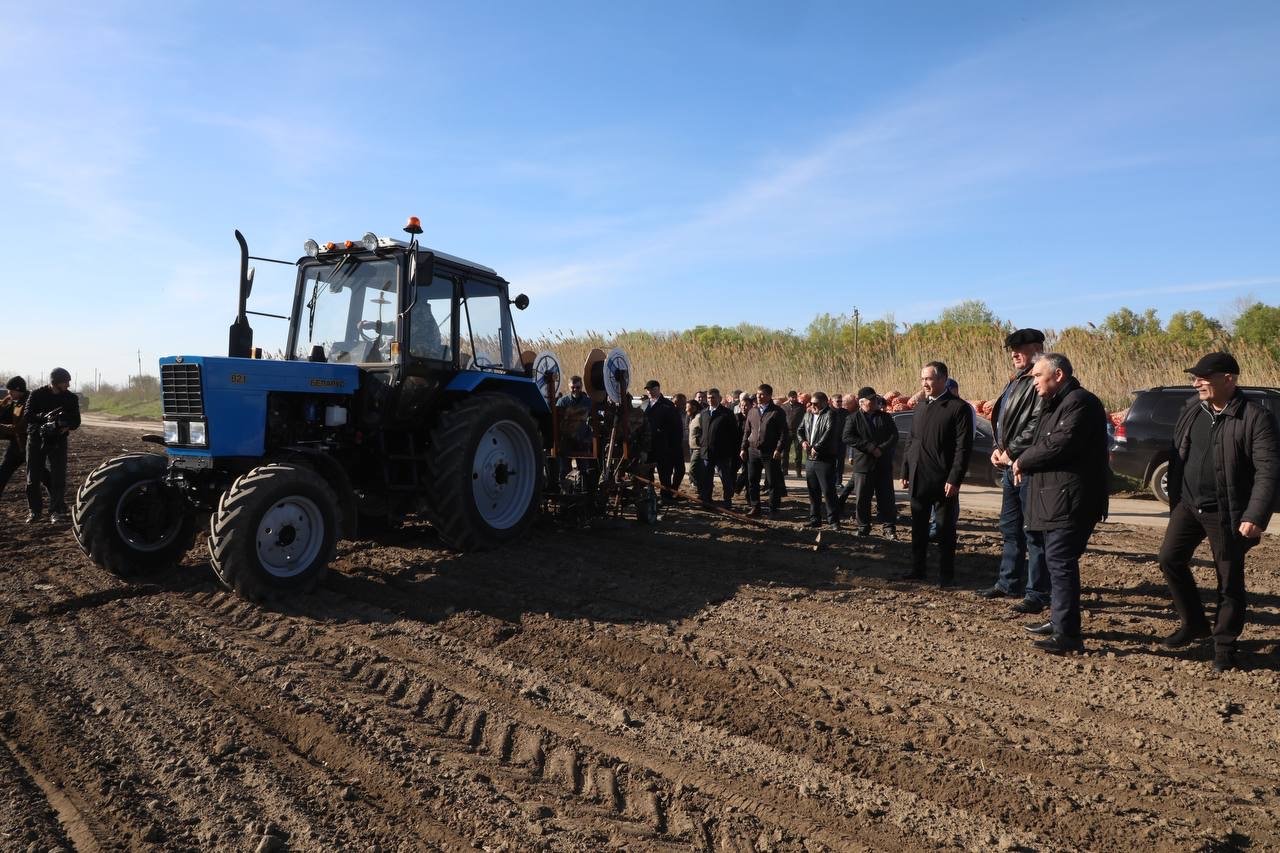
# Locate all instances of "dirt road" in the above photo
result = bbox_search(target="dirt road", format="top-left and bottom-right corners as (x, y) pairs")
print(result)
(2, 426), (1278, 851)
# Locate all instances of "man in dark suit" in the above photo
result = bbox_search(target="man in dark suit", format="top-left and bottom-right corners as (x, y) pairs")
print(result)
(643, 380), (684, 505)
(900, 362), (973, 586)
(798, 391), (841, 528)
(1013, 353), (1111, 655)
(697, 388), (738, 507)
(740, 383), (789, 516)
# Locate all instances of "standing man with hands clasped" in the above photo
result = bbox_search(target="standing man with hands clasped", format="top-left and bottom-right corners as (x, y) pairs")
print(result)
(901, 362), (973, 586)
(798, 391), (841, 529)
(1156, 352), (1277, 672)
(1012, 353), (1110, 655)
(740, 383), (789, 517)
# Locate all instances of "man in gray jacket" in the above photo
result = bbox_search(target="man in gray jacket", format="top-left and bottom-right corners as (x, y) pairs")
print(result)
(799, 391), (841, 528)
(978, 328), (1050, 614)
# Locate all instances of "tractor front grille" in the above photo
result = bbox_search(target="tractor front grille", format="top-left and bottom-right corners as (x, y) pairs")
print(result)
(161, 363), (204, 417)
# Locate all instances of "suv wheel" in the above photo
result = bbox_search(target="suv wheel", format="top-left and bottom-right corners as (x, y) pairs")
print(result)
(1149, 460), (1171, 505)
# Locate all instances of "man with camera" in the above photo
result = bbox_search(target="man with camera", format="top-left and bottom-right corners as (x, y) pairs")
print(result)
(24, 367), (81, 524)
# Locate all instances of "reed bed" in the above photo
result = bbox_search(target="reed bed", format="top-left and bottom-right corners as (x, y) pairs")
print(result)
(524, 327), (1280, 412)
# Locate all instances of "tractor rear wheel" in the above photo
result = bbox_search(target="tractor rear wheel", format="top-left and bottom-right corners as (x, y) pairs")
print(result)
(428, 394), (544, 550)
(73, 452), (197, 577)
(207, 462), (338, 602)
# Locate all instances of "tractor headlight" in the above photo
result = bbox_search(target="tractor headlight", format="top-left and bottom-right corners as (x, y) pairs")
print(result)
(163, 420), (179, 444)
(187, 421), (208, 447)
(304, 239), (320, 258)
(361, 232), (379, 251)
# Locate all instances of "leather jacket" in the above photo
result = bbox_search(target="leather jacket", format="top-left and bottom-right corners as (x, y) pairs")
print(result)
(798, 407), (840, 462)
(991, 367), (1042, 460)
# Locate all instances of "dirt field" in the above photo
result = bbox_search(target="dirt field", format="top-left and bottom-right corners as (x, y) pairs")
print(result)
(2, 425), (1278, 852)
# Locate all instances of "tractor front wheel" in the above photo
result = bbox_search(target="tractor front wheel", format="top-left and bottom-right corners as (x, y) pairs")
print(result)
(208, 462), (338, 602)
(428, 394), (544, 550)
(73, 452), (197, 577)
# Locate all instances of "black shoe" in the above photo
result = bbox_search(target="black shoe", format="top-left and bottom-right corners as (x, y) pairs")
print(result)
(857, 527), (871, 537)
(1025, 620), (1054, 636)
(746, 506), (761, 518)
(1213, 648), (1239, 672)
(895, 570), (926, 582)
(1034, 635), (1084, 655)
(1010, 599), (1046, 615)
(976, 585), (1009, 600)
(1162, 623), (1212, 649)
(25, 513), (41, 524)
(828, 521), (842, 531)
(937, 577), (955, 589)
(805, 520), (822, 529)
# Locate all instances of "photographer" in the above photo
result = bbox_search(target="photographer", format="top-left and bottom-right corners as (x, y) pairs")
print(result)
(24, 367), (81, 524)
(0, 376), (28, 500)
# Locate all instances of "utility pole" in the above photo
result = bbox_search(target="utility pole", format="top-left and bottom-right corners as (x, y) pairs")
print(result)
(137, 349), (143, 386)
(852, 308), (860, 378)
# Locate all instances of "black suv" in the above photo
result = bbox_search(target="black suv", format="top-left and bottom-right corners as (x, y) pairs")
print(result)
(1109, 385), (1280, 504)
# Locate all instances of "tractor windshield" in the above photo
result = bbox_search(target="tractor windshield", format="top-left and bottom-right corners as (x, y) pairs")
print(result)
(296, 257), (400, 363)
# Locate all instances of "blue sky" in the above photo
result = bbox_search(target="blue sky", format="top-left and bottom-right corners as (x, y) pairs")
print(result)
(2, 0), (1278, 385)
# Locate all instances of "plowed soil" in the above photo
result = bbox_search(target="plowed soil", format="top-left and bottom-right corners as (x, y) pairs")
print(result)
(2, 425), (1278, 852)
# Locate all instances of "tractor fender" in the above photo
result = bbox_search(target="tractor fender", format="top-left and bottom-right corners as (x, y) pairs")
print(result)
(275, 446), (358, 539)
(444, 373), (553, 444)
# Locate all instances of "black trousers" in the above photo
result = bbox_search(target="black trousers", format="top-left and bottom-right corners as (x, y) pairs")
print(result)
(26, 435), (68, 516)
(1028, 524), (1094, 640)
(746, 450), (784, 510)
(910, 493), (958, 579)
(1159, 502), (1255, 650)
(698, 456), (735, 506)
(782, 434), (805, 476)
(655, 456), (678, 501)
(0, 440), (25, 493)
(804, 459), (839, 523)
(854, 464), (897, 530)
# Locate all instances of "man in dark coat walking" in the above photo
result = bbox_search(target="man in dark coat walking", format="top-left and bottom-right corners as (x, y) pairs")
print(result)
(841, 387), (898, 537)
(696, 388), (738, 507)
(24, 367), (81, 524)
(740, 383), (789, 516)
(643, 380), (684, 505)
(1012, 353), (1110, 655)
(901, 362), (973, 585)
(1156, 352), (1278, 672)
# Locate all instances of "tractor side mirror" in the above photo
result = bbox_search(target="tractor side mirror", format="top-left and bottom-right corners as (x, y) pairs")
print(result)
(512, 293), (530, 311)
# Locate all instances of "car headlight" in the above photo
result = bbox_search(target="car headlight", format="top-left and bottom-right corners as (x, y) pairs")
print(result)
(163, 420), (179, 444)
(187, 421), (207, 446)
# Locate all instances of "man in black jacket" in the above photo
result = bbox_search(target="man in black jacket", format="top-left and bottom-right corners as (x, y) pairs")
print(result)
(798, 391), (841, 528)
(0, 376), (29, 500)
(697, 388), (738, 507)
(780, 391), (806, 478)
(830, 393), (849, 485)
(979, 328), (1050, 613)
(1156, 352), (1278, 672)
(1012, 353), (1110, 655)
(24, 367), (81, 524)
(841, 388), (898, 536)
(740, 383), (789, 516)
(901, 362), (973, 585)
(643, 380), (684, 505)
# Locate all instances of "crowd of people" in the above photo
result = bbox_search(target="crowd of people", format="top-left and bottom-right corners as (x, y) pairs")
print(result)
(0, 368), (82, 524)
(628, 329), (1277, 672)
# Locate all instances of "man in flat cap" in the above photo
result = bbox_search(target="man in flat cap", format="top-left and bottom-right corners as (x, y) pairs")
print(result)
(840, 386), (898, 536)
(978, 328), (1051, 614)
(1157, 352), (1278, 672)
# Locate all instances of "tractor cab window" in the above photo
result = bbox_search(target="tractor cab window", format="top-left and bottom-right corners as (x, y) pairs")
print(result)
(297, 257), (400, 364)
(407, 274), (453, 363)
(459, 278), (519, 372)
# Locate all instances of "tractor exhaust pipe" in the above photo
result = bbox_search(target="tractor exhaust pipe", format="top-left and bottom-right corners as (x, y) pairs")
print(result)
(228, 229), (255, 358)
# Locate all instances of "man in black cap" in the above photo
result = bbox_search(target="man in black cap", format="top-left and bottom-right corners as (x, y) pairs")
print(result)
(24, 367), (81, 523)
(978, 328), (1051, 613)
(0, 376), (29, 500)
(643, 380), (683, 505)
(780, 390), (806, 479)
(840, 387), (898, 536)
(1156, 352), (1278, 672)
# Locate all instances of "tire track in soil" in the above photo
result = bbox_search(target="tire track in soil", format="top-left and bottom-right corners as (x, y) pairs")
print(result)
(0, 725), (81, 851)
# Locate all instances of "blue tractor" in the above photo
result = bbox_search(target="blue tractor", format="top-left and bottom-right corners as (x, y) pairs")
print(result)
(72, 218), (552, 601)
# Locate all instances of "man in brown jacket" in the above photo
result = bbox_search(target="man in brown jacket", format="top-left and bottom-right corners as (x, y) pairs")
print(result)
(740, 383), (789, 516)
